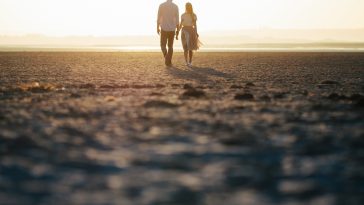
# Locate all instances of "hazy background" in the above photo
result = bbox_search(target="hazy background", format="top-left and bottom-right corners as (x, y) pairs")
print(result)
(1, 0), (364, 50)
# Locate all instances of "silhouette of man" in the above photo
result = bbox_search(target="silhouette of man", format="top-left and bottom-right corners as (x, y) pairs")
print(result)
(157, 0), (179, 67)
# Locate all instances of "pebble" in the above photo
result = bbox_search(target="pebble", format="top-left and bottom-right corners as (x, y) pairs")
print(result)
(234, 93), (254, 100)
(246, 82), (255, 87)
(320, 80), (341, 85)
(327, 93), (346, 100)
(182, 87), (206, 98)
(230, 85), (244, 89)
(183, 84), (194, 90)
(273, 92), (286, 99)
(144, 100), (179, 108)
(79, 83), (96, 89)
(260, 95), (271, 102)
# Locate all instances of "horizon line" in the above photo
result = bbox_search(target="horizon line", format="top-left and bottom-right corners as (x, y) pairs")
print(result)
(1, 27), (364, 38)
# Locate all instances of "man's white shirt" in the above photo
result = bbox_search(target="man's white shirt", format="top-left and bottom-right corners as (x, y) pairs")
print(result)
(158, 0), (179, 32)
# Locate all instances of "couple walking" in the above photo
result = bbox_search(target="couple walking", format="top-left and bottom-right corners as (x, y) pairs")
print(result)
(157, 0), (200, 67)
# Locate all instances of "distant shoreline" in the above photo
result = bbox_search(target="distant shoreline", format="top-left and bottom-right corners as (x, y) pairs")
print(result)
(1, 42), (364, 52)
(1, 46), (363, 52)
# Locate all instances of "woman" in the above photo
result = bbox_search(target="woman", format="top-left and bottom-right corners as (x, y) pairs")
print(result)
(177, 2), (200, 67)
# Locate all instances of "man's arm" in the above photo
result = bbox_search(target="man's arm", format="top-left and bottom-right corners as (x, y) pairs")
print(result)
(175, 7), (180, 37)
(176, 21), (182, 40)
(157, 6), (161, 35)
(175, 7), (179, 30)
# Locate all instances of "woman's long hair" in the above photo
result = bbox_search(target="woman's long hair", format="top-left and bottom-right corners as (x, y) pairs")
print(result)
(185, 2), (195, 18)
(185, 2), (201, 48)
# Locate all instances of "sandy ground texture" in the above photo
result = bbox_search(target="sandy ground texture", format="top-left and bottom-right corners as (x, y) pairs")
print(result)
(0, 52), (364, 205)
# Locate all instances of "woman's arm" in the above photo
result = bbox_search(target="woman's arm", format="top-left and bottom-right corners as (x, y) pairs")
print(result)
(194, 18), (199, 37)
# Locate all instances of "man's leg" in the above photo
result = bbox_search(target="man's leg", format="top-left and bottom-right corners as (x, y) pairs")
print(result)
(165, 31), (175, 66)
(160, 31), (167, 58)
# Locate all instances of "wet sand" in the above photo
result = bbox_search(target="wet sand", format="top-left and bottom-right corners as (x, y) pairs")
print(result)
(0, 52), (363, 205)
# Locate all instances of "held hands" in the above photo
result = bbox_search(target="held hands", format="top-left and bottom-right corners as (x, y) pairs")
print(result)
(175, 29), (180, 40)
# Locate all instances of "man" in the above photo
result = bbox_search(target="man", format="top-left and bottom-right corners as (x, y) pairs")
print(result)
(157, 0), (179, 67)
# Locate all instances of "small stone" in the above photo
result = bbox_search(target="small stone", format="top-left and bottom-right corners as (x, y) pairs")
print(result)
(196, 85), (208, 89)
(183, 88), (206, 98)
(150, 92), (163, 96)
(349, 94), (364, 101)
(327, 93), (347, 100)
(327, 93), (340, 100)
(233, 106), (245, 110)
(260, 95), (271, 102)
(105, 96), (116, 102)
(19, 82), (55, 93)
(70, 93), (82, 98)
(278, 180), (318, 196)
(246, 82), (255, 87)
(183, 84), (194, 90)
(171, 187), (202, 204)
(100, 84), (118, 89)
(302, 90), (309, 96)
(79, 83), (96, 89)
(230, 85), (244, 89)
(29, 86), (54, 93)
(144, 100), (179, 108)
(131, 84), (155, 89)
(235, 93), (254, 101)
(320, 80), (340, 85)
(273, 93), (286, 99)
(7, 136), (41, 151)
(220, 135), (257, 146)
(155, 84), (165, 88)
(355, 99), (364, 108)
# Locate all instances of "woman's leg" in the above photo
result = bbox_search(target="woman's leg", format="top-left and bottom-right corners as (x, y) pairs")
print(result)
(184, 50), (188, 64)
(181, 29), (189, 65)
(188, 50), (193, 64)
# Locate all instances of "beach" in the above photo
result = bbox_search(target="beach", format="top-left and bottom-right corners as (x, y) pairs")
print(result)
(0, 52), (363, 205)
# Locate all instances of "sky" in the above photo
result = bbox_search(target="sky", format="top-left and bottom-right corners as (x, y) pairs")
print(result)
(0, 0), (364, 36)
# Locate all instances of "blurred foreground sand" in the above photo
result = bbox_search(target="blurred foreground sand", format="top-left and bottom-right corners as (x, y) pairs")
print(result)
(0, 52), (363, 205)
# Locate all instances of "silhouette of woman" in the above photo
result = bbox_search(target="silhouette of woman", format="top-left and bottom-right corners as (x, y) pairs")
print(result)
(177, 2), (200, 67)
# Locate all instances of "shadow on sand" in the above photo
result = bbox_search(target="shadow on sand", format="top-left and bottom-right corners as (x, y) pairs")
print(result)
(166, 65), (232, 82)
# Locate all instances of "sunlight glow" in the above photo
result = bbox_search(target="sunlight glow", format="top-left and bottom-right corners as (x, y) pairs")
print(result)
(0, 0), (364, 36)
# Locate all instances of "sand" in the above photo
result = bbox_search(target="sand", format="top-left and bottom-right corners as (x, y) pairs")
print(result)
(0, 52), (363, 205)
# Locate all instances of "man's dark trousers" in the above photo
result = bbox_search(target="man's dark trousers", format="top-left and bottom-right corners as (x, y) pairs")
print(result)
(160, 30), (175, 66)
